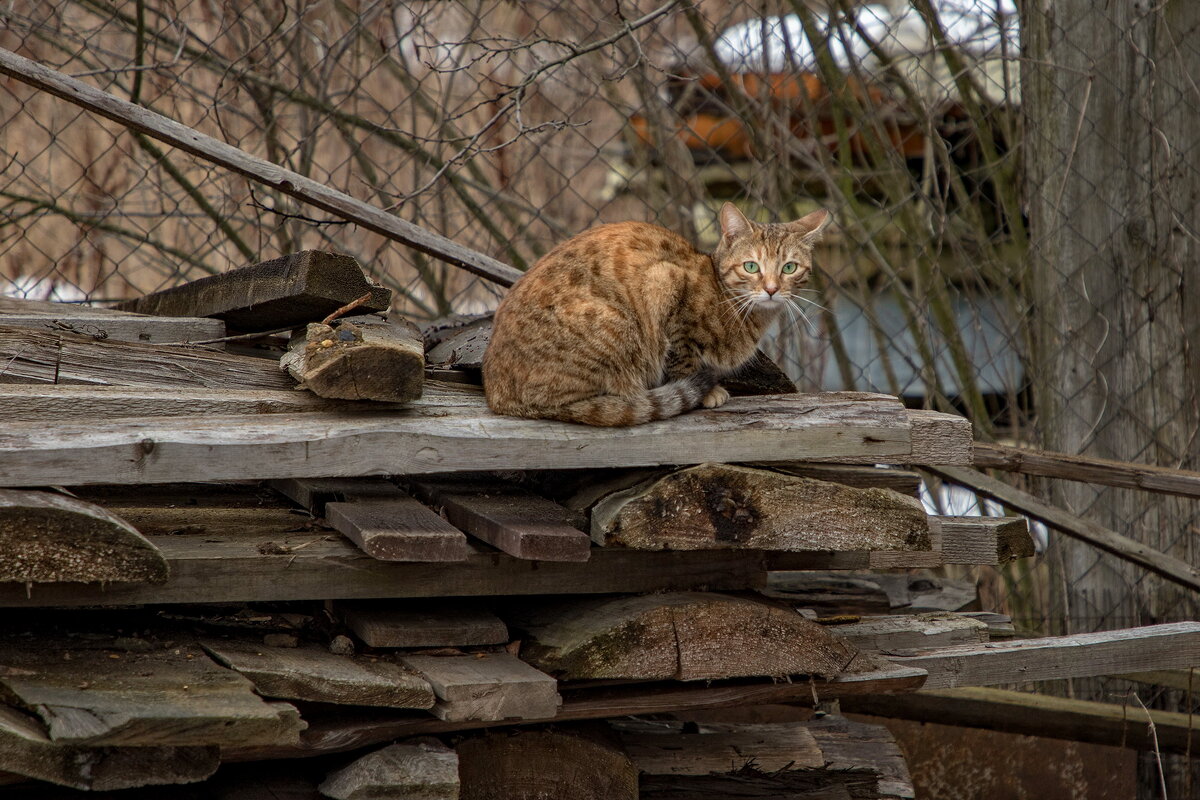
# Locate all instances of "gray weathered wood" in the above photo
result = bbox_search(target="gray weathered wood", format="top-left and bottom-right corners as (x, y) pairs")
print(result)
(0, 391), (977, 488)
(268, 476), (406, 513)
(0, 325), (294, 390)
(412, 479), (590, 562)
(0, 303), (223, 345)
(281, 318), (423, 402)
(0, 48), (522, 288)
(457, 728), (638, 800)
(589, 464), (931, 552)
(766, 571), (979, 615)
(200, 639), (434, 708)
(929, 465), (1200, 592)
(743, 462), (923, 495)
(0, 705), (218, 791)
(398, 654), (561, 722)
(326, 499), (470, 562)
(931, 515), (1034, 565)
(337, 601), (509, 648)
(319, 739), (459, 800)
(886, 622), (1200, 689)
(118, 251), (390, 331)
(0, 489), (167, 584)
(823, 613), (990, 652)
(0, 641), (304, 746)
(509, 592), (862, 681)
(907, 409), (973, 466)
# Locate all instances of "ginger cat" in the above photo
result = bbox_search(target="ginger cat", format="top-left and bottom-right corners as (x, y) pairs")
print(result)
(483, 203), (831, 426)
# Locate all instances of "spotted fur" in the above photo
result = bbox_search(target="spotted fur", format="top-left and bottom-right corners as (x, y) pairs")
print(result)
(483, 203), (831, 426)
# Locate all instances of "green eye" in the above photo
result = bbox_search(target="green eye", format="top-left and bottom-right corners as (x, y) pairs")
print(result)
(743, 261), (760, 273)
(782, 262), (799, 274)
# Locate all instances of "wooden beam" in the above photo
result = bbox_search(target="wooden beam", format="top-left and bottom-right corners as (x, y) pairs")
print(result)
(843, 686), (1200, 755)
(336, 601), (509, 649)
(885, 622), (1200, 689)
(398, 653), (561, 722)
(974, 441), (1200, 499)
(0, 392), (975, 488)
(320, 740), (459, 800)
(281, 318), (424, 402)
(928, 465), (1200, 592)
(0, 48), (522, 288)
(0, 489), (167, 584)
(742, 462), (923, 495)
(930, 515), (1034, 565)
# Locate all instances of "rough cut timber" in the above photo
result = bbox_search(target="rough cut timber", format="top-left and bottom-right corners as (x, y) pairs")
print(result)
(588, 463), (931, 552)
(0, 705), (219, 791)
(0, 489), (167, 584)
(200, 639), (435, 709)
(819, 613), (990, 652)
(411, 478), (591, 562)
(320, 739), (459, 800)
(0, 641), (304, 747)
(509, 592), (862, 681)
(0, 296), (224, 344)
(336, 601), (509, 649)
(325, 499), (471, 562)
(0, 391), (975, 488)
(929, 515), (1035, 565)
(115, 251), (391, 332)
(887, 622), (1200, 689)
(281, 318), (423, 403)
(399, 653), (561, 722)
(457, 727), (638, 800)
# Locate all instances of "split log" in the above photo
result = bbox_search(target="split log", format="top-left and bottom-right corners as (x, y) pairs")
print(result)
(336, 601), (508, 649)
(457, 727), (638, 800)
(0, 325), (293, 390)
(0, 640), (304, 747)
(588, 463), (931, 552)
(281, 318), (423, 403)
(116, 251), (391, 331)
(200, 639), (434, 709)
(319, 739), (459, 800)
(0, 489), (167, 584)
(509, 592), (862, 681)
(0, 297), (224, 344)
(399, 653), (561, 722)
(0, 705), (218, 791)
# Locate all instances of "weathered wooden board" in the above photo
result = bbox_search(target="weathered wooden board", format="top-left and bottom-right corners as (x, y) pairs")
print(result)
(326, 499), (470, 562)
(200, 639), (435, 708)
(887, 622), (1200, 689)
(742, 462), (923, 495)
(268, 476), (406, 512)
(930, 515), (1034, 565)
(0, 302), (224, 344)
(0, 705), (218, 791)
(589, 463), (931, 552)
(820, 613), (990, 652)
(337, 601), (509, 648)
(413, 479), (591, 562)
(281, 318), (423, 403)
(399, 653), (561, 722)
(320, 739), (459, 800)
(0, 489), (167, 584)
(510, 592), (862, 681)
(0, 325), (294, 390)
(0, 641), (304, 746)
(115, 251), (391, 331)
(0, 385), (406, 421)
(907, 409), (973, 466)
(457, 728), (638, 800)
(0, 392), (976, 488)
(766, 571), (979, 615)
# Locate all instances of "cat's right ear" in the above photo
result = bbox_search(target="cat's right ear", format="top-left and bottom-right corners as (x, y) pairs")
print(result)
(719, 203), (753, 240)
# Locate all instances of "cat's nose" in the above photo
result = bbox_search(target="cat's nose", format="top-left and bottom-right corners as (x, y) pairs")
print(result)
(764, 283), (779, 296)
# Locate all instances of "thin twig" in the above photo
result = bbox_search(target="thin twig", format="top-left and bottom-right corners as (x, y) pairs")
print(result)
(321, 292), (373, 326)
(157, 324), (299, 347)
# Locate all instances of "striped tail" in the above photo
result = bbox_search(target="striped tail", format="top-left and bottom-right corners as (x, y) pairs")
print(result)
(550, 371), (719, 427)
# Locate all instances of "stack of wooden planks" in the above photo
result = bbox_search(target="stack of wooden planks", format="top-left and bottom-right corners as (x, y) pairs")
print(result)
(3, 252), (1197, 798)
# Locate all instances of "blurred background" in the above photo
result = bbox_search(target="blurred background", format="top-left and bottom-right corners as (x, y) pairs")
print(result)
(1, 1), (1197, 794)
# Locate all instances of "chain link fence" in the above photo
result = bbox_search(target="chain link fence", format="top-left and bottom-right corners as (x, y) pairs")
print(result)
(1, 0), (1198, 778)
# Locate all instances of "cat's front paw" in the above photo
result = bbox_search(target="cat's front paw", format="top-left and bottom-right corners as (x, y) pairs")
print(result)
(702, 384), (730, 409)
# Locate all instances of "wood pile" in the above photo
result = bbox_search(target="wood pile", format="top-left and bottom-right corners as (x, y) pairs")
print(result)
(3, 252), (1198, 798)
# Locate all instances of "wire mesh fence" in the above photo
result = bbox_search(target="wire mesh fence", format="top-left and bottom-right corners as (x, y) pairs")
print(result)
(1, 0), (1197, 755)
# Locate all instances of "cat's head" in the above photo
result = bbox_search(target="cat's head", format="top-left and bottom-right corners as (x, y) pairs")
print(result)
(712, 203), (831, 313)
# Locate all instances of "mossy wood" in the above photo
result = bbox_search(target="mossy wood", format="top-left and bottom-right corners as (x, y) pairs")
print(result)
(457, 728), (638, 800)
(509, 591), (862, 681)
(589, 463), (931, 552)
(319, 739), (460, 800)
(200, 639), (435, 709)
(281, 318), (423, 403)
(116, 251), (391, 332)
(0, 489), (167, 584)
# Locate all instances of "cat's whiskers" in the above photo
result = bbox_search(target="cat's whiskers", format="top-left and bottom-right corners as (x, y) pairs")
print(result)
(782, 292), (819, 335)
(791, 291), (830, 314)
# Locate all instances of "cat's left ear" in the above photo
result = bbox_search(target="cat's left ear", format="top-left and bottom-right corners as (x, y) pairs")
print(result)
(785, 209), (832, 245)
(719, 202), (754, 240)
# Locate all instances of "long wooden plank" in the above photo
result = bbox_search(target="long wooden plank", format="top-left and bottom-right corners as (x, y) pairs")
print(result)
(843, 686), (1200, 755)
(0, 309), (223, 344)
(929, 465), (1200, 592)
(0, 47), (522, 288)
(974, 441), (1200, 499)
(0, 393), (967, 488)
(886, 622), (1200, 689)
(413, 479), (591, 562)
